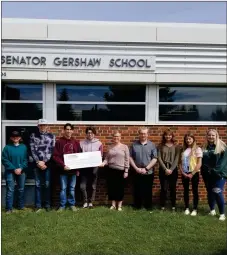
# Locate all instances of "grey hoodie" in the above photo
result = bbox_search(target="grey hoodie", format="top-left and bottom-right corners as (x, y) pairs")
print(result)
(80, 138), (103, 156)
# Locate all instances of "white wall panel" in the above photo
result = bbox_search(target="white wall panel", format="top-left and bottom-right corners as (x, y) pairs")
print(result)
(157, 27), (226, 44)
(47, 23), (157, 43)
(2, 18), (226, 45)
(156, 73), (226, 83)
(2, 70), (48, 81)
(2, 22), (47, 40)
(47, 71), (156, 83)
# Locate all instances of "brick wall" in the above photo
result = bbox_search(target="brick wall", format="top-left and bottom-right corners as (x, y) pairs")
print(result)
(49, 125), (227, 207)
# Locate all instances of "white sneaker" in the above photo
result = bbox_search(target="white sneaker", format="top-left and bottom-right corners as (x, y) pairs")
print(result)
(88, 203), (93, 208)
(118, 207), (123, 211)
(184, 208), (190, 215)
(110, 205), (116, 210)
(191, 210), (197, 216)
(83, 203), (88, 208)
(209, 210), (216, 216)
(219, 214), (226, 221)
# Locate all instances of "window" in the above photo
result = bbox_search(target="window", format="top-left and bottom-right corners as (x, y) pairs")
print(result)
(56, 84), (146, 121)
(158, 86), (227, 122)
(1, 83), (43, 120)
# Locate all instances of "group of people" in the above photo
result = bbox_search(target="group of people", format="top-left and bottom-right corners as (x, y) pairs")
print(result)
(2, 120), (227, 221)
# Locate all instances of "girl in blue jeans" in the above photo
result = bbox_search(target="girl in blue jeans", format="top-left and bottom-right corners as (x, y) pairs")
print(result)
(202, 129), (227, 221)
(2, 130), (28, 214)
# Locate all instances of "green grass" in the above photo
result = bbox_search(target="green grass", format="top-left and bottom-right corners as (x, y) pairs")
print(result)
(2, 206), (227, 255)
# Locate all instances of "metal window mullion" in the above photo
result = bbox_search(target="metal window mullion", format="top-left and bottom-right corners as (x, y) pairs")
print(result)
(147, 84), (157, 124)
(2, 100), (43, 103)
(44, 83), (55, 122)
(56, 101), (146, 105)
(158, 102), (227, 105)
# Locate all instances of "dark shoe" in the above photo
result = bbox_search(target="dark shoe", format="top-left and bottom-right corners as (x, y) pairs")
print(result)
(45, 207), (51, 212)
(70, 206), (78, 212)
(6, 210), (12, 214)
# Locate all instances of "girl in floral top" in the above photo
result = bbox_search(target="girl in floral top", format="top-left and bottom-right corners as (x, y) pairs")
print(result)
(180, 132), (202, 216)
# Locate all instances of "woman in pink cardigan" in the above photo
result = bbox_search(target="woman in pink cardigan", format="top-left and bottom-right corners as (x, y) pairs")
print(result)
(100, 131), (130, 211)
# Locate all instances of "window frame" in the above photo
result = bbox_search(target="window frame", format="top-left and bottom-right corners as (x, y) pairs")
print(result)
(1, 82), (45, 122)
(54, 83), (148, 124)
(156, 85), (227, 125)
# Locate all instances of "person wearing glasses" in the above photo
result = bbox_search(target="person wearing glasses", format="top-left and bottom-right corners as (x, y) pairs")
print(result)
(2, 130), (28, 214)
(53, 123), (81, 212)
(129, 127), (157, 211)
(80, 126), (103, 209)
(100, 131), (129, 211)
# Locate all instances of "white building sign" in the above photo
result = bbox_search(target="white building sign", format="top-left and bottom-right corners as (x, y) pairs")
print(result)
(2, 53), (156, 71)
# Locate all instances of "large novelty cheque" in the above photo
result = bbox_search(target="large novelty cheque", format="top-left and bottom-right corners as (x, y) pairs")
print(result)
(63, 151), (102, 169)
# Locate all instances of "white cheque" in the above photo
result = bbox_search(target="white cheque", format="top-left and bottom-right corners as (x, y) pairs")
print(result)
(63, 151), (102, 169)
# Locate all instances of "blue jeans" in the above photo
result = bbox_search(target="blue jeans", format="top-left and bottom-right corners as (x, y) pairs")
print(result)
(5, 171), (26, 211)
(208, 177), (226, 214)
(34, 168), (51, 208)
(60, 175), (77, 208)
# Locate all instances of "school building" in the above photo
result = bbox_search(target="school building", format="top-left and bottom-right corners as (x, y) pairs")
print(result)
(1, 18), (227, 206)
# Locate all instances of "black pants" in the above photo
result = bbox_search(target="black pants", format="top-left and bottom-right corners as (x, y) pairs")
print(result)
(80, 167), (98, 203)
(133, 173), (154, 210)
(159, 168), (178, 208)
(107, 168), (125, 201)
(182, 172), (199, 210)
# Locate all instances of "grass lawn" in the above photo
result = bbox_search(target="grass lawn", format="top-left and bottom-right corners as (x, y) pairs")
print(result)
(2, 206), (227, 255)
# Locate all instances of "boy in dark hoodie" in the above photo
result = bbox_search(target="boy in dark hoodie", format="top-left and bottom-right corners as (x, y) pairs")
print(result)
(53, 123), (81, 212)
(80, 126), (103, 208)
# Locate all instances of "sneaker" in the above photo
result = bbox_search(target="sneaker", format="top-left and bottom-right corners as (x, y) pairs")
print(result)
(219, 214), (226, 221)
(172, 207), (176, 212)
(57, 207), (65, 212)
(45, 207), (51, 212)
(184, 208), (190, 215)
(110, 205), (116, 210)
(191, 210), (197, 216)
(88, 203), (93, 209)
(118, 207), (123, 211)
(70, 206), (78, 212)
(161, 207), (165, 211)
(35, 208), (43, 213)
(209, 210), (216, 216)
(83, 203), (88, 208)
(6, 210), (12, 214)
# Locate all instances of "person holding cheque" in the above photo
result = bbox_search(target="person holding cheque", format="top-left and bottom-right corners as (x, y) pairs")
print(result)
(53, 123), (81, 212)
(80, 126), (103, 209)
(100, 131), (130, 211)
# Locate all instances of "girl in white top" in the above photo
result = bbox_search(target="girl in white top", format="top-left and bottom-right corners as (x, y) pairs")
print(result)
(180, 132), (202, 216)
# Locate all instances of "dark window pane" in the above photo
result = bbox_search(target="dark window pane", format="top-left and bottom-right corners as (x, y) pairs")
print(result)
(1, 83), (43, 101)
(57, 85), (145, 102)
(159, 105), (227, 121)
(2, 103), (43, 120)
(159, 86), (227, 103)
(57, 104), (145, 121)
